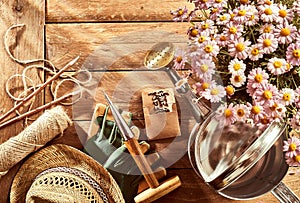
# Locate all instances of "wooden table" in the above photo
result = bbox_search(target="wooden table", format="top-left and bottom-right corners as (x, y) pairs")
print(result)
(0, 0), (299, 202)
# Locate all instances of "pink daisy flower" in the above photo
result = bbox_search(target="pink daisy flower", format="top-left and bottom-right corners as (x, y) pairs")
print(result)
(202, 84), (226, 103)
(253, 82), (280, 107)
(233, 103), (250, 122)
(247, 102), (267, 123)
(230, 73), (247, 87)
(172, 48), (188, 70)
(228, 37), (251, 60)
(248, 44), (264, 61)
(286, 42), (300, 66)
(246, 67), (269, 96)
(290, 111), (300, 131)
(215, 103), (237, 126)
(216, 13), (231, 26)
(170, 6), (189, 22)
(245, 5), (259, 26)
(275, 3), (294, 23)
(193, 32), (211, 48)
(199, 19), (217, 35)
(193, 79), (217, 94)
(201, 39), (220, 57)
(257, 33), (278, 54)
(267, 57), (288, 75)
(258, 4), (279, 23)
(194, 0), (211, 10)
(278, 88), (296, 106)
(265, 103), (286, 122)
(259, 23), (275, 34)
(225, 22), (244, 39)
(283, 136), (300, 158)
(233, 5), (252, 24)
(215, 33), (230, 46)
(194, 59), (216, 79)
(285, 154), (300, 167)
(211, 0), (227, 9)
(273, 22), (297, 44)
(228, 58), (246, 74)
(294, 87), (300, 108)
(294, 0), (300, 16)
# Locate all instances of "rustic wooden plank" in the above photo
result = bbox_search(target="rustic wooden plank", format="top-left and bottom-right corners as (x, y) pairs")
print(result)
(46, 0), (194, 22)
(0, 0), (45, 202)
(45, 23), (189, 69)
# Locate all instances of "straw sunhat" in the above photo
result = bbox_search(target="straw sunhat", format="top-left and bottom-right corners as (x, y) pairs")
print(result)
(10, 144), (125, 203)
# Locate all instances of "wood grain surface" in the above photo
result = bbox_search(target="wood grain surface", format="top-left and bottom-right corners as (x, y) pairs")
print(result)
(0, 0), (299, 203)
(0, 0), (45, 202)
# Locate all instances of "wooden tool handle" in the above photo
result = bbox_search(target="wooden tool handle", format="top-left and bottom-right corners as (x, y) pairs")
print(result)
(134, 176), (182, 203)
(138, 167), (167, 193)
(124, 138), (159, 188)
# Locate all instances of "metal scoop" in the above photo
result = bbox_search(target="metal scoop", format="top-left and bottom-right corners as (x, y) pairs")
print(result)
(144, 42), (210, 123)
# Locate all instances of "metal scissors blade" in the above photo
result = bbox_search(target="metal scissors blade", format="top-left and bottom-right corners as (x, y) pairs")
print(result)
(103, 91), (135, 141)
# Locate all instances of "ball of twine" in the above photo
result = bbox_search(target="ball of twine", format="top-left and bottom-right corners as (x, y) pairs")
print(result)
(0, 105), (72, 177)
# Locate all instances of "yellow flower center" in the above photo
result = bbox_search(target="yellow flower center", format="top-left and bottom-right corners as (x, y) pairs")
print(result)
(263, 90), (273, 100)
(204, 45), (213, 53)
(294, 155), (300, 162)
(260, 116), (269, 124)
(233, 63), (241, 71)
(251, 106), (261, 114)
(198, 36), (206, 43)
(237, 109), (245, 117)
(251, 48), (259, 56)
(176, 56), (182, 63)
(201, 0), (208, 2)
(230, 13), (235, 20)
(286, 63), (291, 71)
(279, 9), (287, 18)
(289, 143), (297, 151)
(190, 29), (198, 37)
(212, 8), (218, 14)
(224, 109), (232, 117)
(249, 15), (255, 20)
(240, 0), (248, 4)
(264, 26), (272, 33)
(280, 28), (290, 36)
(236, 43), (245, 52)
(220, 35), (227, 41)
(202, 23), (209, 29)
(238, 10), (246, 16)
(283, 93), (291, 101)
(263, 39), (272, 47)
(215, 0), (222, 3)
(225, 86), (234, 95)
(293, 50), (300, 58)
(200, 65), (209, 72)
(273, 61), (282, 68)
(202, 82), (209, 90)
(220, 15), (227, 21)
(254, 74), (263, 83)
(264, 8), (273, 15)
(229, 27), (237, 34)
(211, 88), (219, 95)
(177, 9), (184, 16)
(266, 0), (272, 5)
(234, 75), (242, 82)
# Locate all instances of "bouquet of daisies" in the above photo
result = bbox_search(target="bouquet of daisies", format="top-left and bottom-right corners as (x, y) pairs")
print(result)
(170, 0), (300, 166)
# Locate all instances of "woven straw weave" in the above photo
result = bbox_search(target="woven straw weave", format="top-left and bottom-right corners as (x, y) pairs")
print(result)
(10, 144), (125, 203)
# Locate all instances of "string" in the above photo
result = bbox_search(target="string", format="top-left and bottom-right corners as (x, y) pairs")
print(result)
(2, 24), (92, 127)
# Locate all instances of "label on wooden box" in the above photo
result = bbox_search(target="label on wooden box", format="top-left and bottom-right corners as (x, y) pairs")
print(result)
(142, 87), (181, 140)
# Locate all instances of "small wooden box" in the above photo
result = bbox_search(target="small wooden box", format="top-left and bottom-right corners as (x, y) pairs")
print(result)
(142, 87), (181, 140)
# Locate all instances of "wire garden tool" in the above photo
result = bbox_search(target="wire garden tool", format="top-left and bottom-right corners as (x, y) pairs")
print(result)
(103, 92), (182, 203)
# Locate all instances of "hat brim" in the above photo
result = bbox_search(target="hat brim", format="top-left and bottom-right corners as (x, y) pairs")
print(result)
(10, 144), (124, 203)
